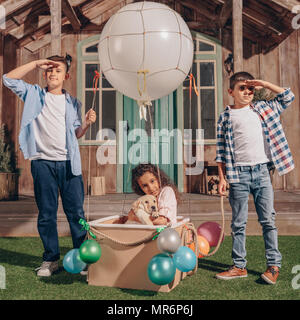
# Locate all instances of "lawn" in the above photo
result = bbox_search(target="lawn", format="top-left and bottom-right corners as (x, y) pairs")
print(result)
(0, 236), (299, 300)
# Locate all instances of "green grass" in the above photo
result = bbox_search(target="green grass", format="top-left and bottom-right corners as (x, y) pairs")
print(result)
(0, 236), (299, 300)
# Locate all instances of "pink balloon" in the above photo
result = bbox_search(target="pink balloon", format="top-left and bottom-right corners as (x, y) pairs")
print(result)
(197, 222), (224, 247)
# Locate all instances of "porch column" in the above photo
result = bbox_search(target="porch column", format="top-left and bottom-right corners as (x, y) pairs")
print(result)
(232, 0), (243, 72)
(50, 0), (61, 56)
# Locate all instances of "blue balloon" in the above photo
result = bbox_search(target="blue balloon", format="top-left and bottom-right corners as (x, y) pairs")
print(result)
(63, 248), (87, 274)
(147, 253), (176, 286)
(173, 246), (197, 272)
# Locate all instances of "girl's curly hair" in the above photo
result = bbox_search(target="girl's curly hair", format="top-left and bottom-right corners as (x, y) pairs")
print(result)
(131, 163), (181, 203)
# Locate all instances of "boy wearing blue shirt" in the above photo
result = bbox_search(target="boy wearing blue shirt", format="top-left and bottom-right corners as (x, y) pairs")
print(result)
(3, 55), (96, 277)
(215, 71), (295, 285)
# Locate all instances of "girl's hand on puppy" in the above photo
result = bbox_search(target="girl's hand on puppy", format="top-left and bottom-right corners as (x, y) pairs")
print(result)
(152, 216), (169, 225)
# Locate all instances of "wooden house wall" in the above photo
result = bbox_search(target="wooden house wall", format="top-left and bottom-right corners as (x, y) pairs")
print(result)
(186, 28), (300, 193)
(1, 29), (300, 195)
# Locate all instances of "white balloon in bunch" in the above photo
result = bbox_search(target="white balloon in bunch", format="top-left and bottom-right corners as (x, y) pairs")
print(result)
(157, 228), (181, 254)
(98, 1), (193, 115)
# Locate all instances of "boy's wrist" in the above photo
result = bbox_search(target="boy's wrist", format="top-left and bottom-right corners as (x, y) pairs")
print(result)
(262, 81), (272, 89)
(31, 60), (40, 70)
(261, 81), (285, 94)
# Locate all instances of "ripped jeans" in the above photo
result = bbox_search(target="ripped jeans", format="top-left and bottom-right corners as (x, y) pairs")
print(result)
(229, 163), (282, 269)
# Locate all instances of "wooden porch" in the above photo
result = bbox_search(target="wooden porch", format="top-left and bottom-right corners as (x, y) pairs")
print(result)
(1, 190), (300, 237)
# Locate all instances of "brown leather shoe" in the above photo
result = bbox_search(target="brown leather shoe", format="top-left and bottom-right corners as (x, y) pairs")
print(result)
(215, 265), (248, 280)
(261, 266), (279, 284)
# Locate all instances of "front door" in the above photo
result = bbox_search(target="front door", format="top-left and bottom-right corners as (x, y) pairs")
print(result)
(123, 94), (177, 193)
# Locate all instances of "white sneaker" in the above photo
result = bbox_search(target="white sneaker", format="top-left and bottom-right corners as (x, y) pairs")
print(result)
(35, 261), (59, 277)
(80, 266), (88, 276)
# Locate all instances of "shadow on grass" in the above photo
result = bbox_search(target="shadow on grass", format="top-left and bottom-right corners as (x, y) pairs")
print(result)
(39, 268), (87, 285)
(0, 247), (40, 269)
(0, 242), (84, 285)
(0, 245), (72, 269)
(120, 288), (157, 297)
(198, 258), (262, 277)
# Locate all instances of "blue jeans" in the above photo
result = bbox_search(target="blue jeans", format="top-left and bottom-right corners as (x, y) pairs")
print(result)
(229, 163), (282, 269)
(31, 160), (87, 261)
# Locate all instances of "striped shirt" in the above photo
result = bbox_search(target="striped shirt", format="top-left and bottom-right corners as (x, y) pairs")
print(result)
(216, 88), (295, 183)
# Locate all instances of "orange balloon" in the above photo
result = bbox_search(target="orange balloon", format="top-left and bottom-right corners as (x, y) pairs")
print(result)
(188, 235), (210, 258)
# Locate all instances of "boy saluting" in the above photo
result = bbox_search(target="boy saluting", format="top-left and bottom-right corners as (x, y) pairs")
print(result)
(215, 72), (295, 285)
(3, 54), (96, 277)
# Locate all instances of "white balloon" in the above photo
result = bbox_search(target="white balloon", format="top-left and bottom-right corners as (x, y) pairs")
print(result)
(98, 1), (194, 102)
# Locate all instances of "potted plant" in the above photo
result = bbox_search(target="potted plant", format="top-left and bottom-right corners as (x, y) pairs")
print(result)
(0, 124), (19, 200)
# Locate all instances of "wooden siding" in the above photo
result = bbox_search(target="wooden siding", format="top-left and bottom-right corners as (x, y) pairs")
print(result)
(184, 29), (300, 192)
(1, 19), (300, 194)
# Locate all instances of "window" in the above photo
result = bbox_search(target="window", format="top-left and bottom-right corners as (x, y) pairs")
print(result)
(183, 37), (219, 142)
(79, 39), (116, 143)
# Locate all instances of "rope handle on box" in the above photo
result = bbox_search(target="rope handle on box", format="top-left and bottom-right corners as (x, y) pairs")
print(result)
(83, 195), (224, 250)
(87, 225), (167, 247)
(182, 222), (199, 275)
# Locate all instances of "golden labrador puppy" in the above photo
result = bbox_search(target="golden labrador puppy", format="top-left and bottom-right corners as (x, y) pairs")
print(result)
(127, 195), (159, 225)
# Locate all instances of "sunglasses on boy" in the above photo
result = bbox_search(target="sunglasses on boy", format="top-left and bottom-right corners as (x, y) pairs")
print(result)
(238, 85), (255, 93)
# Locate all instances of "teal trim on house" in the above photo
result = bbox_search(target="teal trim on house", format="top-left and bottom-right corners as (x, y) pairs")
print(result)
(176, 84), (184, 192)
(191, 30), (224, 129)
(77, 34), (100, 107)
(116, 91), (123, 193)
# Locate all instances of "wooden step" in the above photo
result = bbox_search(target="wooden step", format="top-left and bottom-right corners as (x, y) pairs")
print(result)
(0, 191), (300, 236)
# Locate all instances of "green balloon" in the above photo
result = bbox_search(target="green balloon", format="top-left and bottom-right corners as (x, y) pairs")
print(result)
(147, 253), (176, 285)
(79, 239), (101, 264)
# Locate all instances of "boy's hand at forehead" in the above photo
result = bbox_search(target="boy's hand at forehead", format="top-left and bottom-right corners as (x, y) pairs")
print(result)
(245, 79), (285, 94)
(244, 79), (266, 90)
(36, 59), (60, 71)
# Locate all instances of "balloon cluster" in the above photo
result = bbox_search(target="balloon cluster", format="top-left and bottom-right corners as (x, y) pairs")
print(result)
(63, 239), (102, 274)
(63, 220), (102, 274)
(188, 222), (224, 258)
(147, 228), (197, 286)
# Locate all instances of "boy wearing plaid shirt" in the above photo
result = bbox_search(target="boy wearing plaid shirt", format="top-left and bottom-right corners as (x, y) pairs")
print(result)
(215, 72), (295, 284)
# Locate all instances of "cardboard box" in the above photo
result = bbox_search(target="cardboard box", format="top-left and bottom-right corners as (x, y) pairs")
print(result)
(87, 216), (193, 292)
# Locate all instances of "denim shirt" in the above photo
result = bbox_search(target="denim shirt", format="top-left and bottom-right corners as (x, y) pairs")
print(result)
(3, 74), (83, 176)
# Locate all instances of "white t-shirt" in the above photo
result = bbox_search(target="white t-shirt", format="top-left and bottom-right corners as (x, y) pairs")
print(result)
(230, 105), (271, 166)
(31, 92), (68, 161)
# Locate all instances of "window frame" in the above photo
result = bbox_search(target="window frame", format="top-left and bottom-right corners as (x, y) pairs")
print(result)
(77, 35), (117, 146)
(183, 32), (223, 145)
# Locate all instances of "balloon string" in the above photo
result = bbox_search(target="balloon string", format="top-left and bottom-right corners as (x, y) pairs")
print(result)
(92, 70), (101, 110)
(147, 104), (162, 191)
(87, 70), (101, 222)
(137, 69), (149, 97)
(189, 73), (199, 99)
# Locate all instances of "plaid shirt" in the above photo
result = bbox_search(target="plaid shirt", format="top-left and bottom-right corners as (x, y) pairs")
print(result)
(216, 88), (295, 183)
